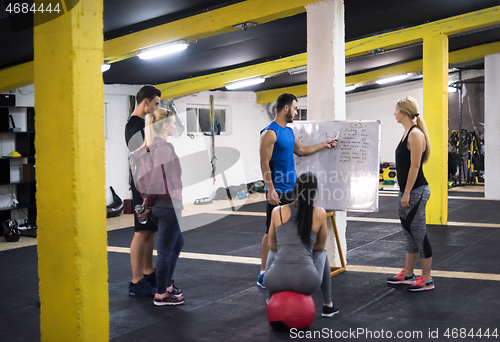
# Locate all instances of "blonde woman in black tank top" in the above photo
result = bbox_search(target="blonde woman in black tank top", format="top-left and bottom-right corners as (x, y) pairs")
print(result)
(387, 96), (435, 292)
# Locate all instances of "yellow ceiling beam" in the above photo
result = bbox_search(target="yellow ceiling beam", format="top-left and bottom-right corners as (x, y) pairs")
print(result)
(157, 53), (307, 100)
(449, 40), (500, 64)
(255, 41), (500, 104)
(103, 0), (322, 63)
(345, 60), (423, 86)
(256, 84), (307, 104)
(345, 41), (500, 86)
(345, 5), (500, 58)
(0, 62), (34, 94)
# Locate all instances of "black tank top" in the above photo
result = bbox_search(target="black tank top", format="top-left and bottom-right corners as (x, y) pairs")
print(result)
(396, 126), (428, 192)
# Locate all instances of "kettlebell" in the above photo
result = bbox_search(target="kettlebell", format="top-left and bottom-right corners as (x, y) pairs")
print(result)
(2, 219), (21, 242)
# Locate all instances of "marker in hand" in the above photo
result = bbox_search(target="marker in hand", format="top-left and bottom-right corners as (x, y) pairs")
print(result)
(335, 130), (341, 140)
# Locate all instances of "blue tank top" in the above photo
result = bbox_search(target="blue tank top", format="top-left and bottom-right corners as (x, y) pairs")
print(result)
(260, 121), (296, 193)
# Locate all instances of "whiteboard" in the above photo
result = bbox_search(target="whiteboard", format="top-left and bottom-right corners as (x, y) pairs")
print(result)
(290, 120), (381, 212)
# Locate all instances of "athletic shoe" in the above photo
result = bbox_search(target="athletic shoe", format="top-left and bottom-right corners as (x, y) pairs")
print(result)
(257, 273), (266, 289)
(407, 276), (435, 292)
(144, 271), (156, 287)
(322, 305), (339, 317)
(154, 293), (185, 306)
(168, 280), (183, 297)
(129, 278), (156, 297)
(387, 268), (416, 284)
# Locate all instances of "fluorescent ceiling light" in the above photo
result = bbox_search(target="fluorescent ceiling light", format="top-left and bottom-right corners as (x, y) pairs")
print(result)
(138, 41), (189, 60)
(288, 66), (307, 75)
(101, 63), (111, 73)
(233, 22), (257, 30)
(376, 74), (408, 85)
(226, 77), (265, 90)
(345, 84), (357, 92)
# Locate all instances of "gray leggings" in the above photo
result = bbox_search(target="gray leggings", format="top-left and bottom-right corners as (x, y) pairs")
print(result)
(264, 250), (332, 304)
(399, 185), (432, 259)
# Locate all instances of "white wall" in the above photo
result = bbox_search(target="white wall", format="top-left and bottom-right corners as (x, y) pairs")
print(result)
(165, 91), (270, 203)
(345, 80), (424, 163)
(103, 84), (143, 204)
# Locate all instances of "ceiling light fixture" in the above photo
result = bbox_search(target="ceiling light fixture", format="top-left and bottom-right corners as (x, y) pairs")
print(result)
(288, 66), (307, 75)
(448, 86), (457, 93)
(101, 63), (111, 73)
(138, 40), (189, 60)
(233, 22), (257, 31)
(345, 84), (357, 92)
(226, 77), (265, 90)
(376, 74), (408, 85)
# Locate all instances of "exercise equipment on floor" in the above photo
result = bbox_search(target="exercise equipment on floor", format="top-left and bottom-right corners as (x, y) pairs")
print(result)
(106, 186), (124, 218)
(2, 219), (21, 242)
(194, 197), (213, 205)
(266, 291), (316, 331)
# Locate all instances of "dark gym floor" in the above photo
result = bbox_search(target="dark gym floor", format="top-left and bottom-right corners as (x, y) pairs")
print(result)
(1, 188), (500, 342)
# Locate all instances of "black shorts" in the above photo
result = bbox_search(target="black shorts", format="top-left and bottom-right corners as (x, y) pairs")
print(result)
(131, 178), (158, 232)
(265, 191), (294, 233)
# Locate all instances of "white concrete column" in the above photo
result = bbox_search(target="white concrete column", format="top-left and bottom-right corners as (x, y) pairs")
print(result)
(484, 53), (500, 199)
(306, 0), (346, 267)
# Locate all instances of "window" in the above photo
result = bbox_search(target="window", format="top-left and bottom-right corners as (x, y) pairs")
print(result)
(186, 107), (226, 134)
(297, 108), (308, 121)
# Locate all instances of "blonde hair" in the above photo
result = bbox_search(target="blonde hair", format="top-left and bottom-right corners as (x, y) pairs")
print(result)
(144, 108), (175, 148)
(396, 96), (431, 164)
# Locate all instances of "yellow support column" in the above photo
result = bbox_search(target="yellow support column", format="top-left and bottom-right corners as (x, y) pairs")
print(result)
(34, 1), (108, 341)
(422, 33), (448, 225)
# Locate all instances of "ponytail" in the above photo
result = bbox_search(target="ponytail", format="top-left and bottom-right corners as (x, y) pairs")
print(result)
(415, 116), (431, 164)
(144, 114), (155, 148)
(294, 172), (318, 246)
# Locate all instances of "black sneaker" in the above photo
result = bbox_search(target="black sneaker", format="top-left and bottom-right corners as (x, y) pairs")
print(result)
(154, 293), (185, 306)
(129, 278), (156, 297)
(257, 273), (266, 289)
(144, 271), (156, 287)
(322, 305), (339, 317)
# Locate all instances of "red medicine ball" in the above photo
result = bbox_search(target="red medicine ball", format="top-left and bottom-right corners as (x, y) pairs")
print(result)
(266, 291), (316, 331)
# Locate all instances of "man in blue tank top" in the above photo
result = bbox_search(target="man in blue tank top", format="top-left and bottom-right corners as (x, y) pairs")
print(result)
(257, 93), (338, 289)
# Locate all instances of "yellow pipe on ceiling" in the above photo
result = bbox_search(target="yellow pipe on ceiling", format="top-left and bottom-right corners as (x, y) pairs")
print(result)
(345, 5), (500, 58)
(0, 62), (34, 94)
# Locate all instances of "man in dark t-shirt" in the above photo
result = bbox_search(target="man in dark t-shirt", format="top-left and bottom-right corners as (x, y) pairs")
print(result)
(125, 85), (161, 297)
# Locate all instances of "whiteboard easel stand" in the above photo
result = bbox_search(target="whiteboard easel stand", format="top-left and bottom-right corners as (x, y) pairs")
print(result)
(326, 211), (346, 276)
